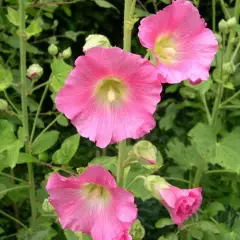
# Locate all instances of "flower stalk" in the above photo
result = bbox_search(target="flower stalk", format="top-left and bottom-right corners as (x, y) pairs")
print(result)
(19, 0), (37, 228)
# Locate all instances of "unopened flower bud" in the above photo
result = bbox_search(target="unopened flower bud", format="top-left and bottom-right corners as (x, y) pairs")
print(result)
(218, 19), (228, 33)
(144, 175), (169, 200)
(223, 62), (236, 75)
(130, 219), (145, 240)
(133, 140), (157, 165)
(227, 17), (237, 29)
(214, 33), (222, 44)
(62, 47), (72, 59)
(83, 34), (111, 52)
(38, 152), (48, 162)
(27, 63), (43, 80)
(0, 99), (8, 111)
(42, 198), (54, 213)
(48, 44), (58, 56)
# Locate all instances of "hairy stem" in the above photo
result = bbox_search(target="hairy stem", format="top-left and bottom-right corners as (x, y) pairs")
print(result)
(212, 0), (216, 31)
(19, 0), (37, 228)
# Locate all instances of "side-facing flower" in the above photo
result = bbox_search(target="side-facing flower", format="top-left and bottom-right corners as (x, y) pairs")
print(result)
(56, 47), (162, 148)
(138, 0), (218, 84)
(145, 176), (202, 226)
(46, 165), (137, 240)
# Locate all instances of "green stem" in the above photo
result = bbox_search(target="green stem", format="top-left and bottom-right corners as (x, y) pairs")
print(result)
(230, 39), (240, 64)
(220, 90), (240, 106)
(19, 0), (37, 228)
(0, 172), (28, 183)
(126, 175), (146, 189)
(211, 34), (226, 128)
(212, 0), (216, 32)
(0, 210), (28, 229)
(4, 90), (20, 114)
(193, 156), (205, 187)
(220, 105), (240, 109)
(32, 80), (49, 93)
(152, 0), (158, 13)
(164, 177), (190, 184)
(219, 0), (230, 20)
(205, 169), (236, 174)
(0, 185), (29, 195)
(32, 113), (62, 145)
(123, 0), (133, 52)
(30, 82), (50, 143)
(200, 94), (211, 124)
(117, 140), (127, 186)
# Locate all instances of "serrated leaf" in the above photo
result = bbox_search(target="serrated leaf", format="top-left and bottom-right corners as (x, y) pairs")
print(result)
(25, 20), (42, 39)
(0, 64), (13, 91)
(206, 202), (225, 217)
(198, 220), (220, 234)
(6, 7), (19, 26)
(53, 134), (80, 164)
(49, 58), (72, 93)
(90, 156), (116, 174)
(32, 131), (59, 154)
(93, 0), (119, 12)
(155, 218), (173, 229)
(6, 140), (22, 168)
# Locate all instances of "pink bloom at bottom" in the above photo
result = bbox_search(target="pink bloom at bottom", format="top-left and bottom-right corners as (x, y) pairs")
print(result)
(46, 165), (137, 240)
(158, 185), (202, 226)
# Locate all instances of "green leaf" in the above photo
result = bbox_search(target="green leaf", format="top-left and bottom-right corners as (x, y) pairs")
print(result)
(52, 134), (80, 164)
(184, 78), (212, 96)
(155, 218), (173, 229)
(6, 7), (19, 26)
(0, 183), (7, 200)
(206, 202), (225, 217)
(0, 64), (13, 91)
(32, 131), (59, 154)
(6, 140), (22, 168)
(90, 156), (116, 174)
(189, 227), (204, 240)
(65, 30), (85, 41)
(93, 0), (119, 12)
(25, 20), (42, 39)
(18, 153), (38, 164)
(49, 58), (72, 93)
(198, 221), (220, 234)
(160, 0), (171, 4)
(130, 219), (145, 240)
(57, 115), (69, 126)
(0, 227), (4, 234)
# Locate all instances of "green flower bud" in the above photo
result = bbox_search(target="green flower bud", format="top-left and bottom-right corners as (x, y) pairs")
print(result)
(27, 63), (43, 80)
(223, 62), (236, 75)
(133, 140), (157, 165)
(218, 19), (228, 33)
(144, 175), (169, 200)
(62, 47), (72, 59)
(42, 199), (54, 213)
(227, 17), (237, 29)
(76, 167), (86, 174)
(38, 152), (48, 162)
(214, 33), (222, 44)
(130, 219), (145, 240)
(0, 99), (8, 111)
(48, 44), (58, 56)
(83, 34), (111, 52)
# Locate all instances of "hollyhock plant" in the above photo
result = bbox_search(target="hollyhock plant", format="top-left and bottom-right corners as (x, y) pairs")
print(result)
(145, 176), (202, 226)
(46, 165), (137, 240)
(138, 0), (218, 84)
(56, 47), (162, 148)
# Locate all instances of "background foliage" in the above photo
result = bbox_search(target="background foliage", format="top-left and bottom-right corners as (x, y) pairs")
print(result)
(0, 0), (240, 239)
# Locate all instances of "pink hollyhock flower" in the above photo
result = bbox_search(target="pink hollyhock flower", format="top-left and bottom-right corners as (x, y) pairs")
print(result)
(56, 47), (162, 148)
(46, 165), (137, 240)
(159, 185), (202, 226)
(138, 0), (218, 84)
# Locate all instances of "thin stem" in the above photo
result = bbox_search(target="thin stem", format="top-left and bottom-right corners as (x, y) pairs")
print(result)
(117, 140), (127, 186)
(4, 90), (20, 114)
(19, 0), (37, 228)
(230, 40), (240, 64)
(31, 80), (48, 93)
(0, 185), (29, 195)
(211, 34), (226, 128)
(220, 90), (240, 106)
(164, 177), (190, 184)
(205, 169), (236, 174)
(193, 155), (205, 187)
(123, 0), (133, 52)
(200, 94), (211, 124)
(0, 172), (28, 183)
(219, 0), (230, 20)
(32, 114), (62, 145)
(39, 162), (76, 176)
(152, 0), (158, 13)
(127, 175), (146, 189)
(212, 0), (216, 31)
(0, 233), (18, 239)
(220, 105), (240, 109)
(0, 210), (28, 229)
(30, 82), (50, 143)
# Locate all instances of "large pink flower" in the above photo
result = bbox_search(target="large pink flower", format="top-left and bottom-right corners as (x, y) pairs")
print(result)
(46, 165), (137, 240)
(56, 47), (162, 148)
(138, 0), (218, 84)
(158, 185), (202, 226)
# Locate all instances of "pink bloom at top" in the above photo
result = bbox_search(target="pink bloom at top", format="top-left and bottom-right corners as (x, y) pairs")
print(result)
(138, 0), (218, 84)
(46, 165), (137, 240)
(56, 47), (162, 148)
(158, 184), (202, 226)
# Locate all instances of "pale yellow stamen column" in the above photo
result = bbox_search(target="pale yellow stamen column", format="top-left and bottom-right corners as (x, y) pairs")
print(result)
(107, 88), (116, 103)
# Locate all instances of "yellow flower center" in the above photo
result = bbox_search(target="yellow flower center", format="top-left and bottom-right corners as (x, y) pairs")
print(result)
(154, 35), (178, 65)
(94, 78), (128, 105)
